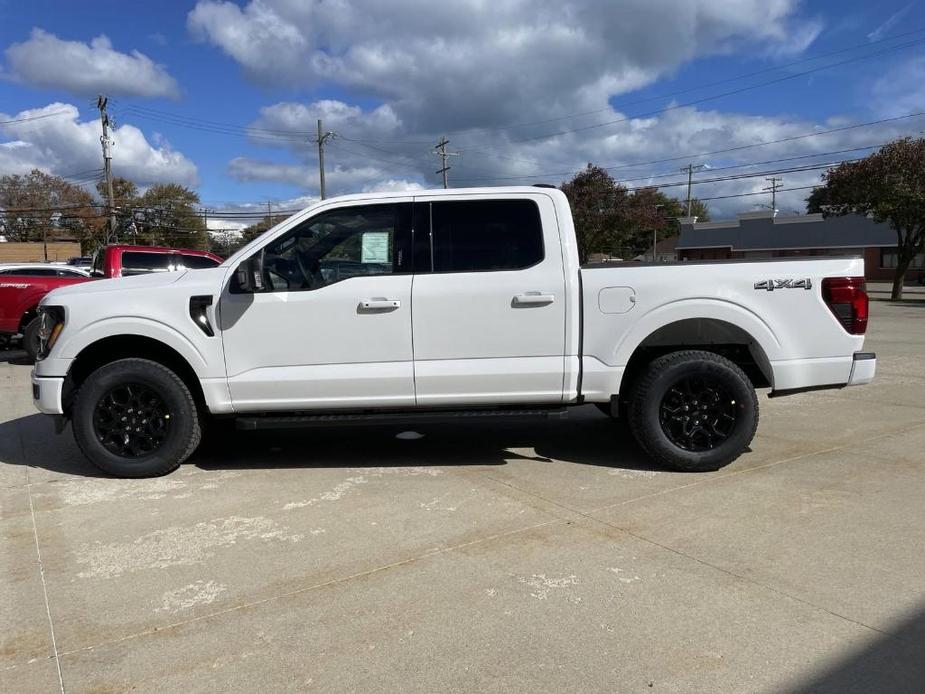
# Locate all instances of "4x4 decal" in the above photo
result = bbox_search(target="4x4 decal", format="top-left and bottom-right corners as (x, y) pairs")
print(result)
(754, 278), (812, 291)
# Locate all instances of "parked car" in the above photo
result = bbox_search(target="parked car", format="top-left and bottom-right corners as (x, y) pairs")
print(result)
(66, 256), (94, 271)
(0, 263), (89, 276)
(0, 264), (91, 354)
(32, 187), (875, 478)
(90, 244), (222, 278)
(2, 246), (221, 359)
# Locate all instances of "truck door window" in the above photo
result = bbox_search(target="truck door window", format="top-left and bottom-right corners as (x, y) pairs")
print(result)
(428, 199), (544, 273)
(259, 203), (412, 292)
(122, 252), (173, 276)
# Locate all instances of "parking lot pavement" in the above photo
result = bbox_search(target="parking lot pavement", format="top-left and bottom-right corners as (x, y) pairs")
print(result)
(2, 300), (924, 693)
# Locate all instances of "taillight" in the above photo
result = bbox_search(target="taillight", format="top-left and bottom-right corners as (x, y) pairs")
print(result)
(821, 277), (868, 335)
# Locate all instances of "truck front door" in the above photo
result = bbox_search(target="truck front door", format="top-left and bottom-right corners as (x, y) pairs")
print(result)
(219, 201), (415, 411)
(410, 195), (567, 405)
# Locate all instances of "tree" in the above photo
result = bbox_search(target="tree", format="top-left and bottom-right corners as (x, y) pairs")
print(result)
(622, 187), (709, 257)
(561, 165), (711, 261)
(808, 137), (925, 300)
(240, 216), (277, 245)
(134, 183), (208, 250)
(560, 165), (628, 262)
(96, 177), (139, 243)
(0, 169), (103, 252)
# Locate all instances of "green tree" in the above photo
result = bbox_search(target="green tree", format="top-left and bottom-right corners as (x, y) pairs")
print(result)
(134, 183), (208, 250)
(561, 165), (710, 261)
(622, 187), (703, 257)
(560, 164), (629, 262)
(808, 137), (925, 300)
(240, 215), (278, 245)
(0, 169), (103, 251)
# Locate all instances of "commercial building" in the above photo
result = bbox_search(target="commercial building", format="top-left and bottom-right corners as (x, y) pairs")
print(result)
(676, 211), (923, 282)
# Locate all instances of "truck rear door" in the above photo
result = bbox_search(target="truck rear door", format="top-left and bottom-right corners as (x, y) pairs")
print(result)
(410, 194), (567, 405)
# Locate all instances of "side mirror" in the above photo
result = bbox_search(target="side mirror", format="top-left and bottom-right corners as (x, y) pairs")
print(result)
(231, 254), (264, 294)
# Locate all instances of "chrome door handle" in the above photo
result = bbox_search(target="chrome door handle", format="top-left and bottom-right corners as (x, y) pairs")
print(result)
(513, 292), (555, 306)
(359, 298), (401, 310)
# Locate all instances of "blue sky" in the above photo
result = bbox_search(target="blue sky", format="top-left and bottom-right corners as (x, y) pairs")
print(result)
(1, 0), (924, 225)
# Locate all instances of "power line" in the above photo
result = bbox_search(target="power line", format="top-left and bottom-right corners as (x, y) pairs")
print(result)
(0, 110), (72, 126)
(452, 110), (925, 183)
(697, 184), (817, 202)
(461, 36), (925, 150)
(337, 26), (925, 142)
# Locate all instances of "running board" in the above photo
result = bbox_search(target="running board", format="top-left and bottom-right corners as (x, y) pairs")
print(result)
(236, 408), (569, 431)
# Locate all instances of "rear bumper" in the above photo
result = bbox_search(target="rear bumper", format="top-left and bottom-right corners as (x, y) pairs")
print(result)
(31, 370), (65, 415)
(847, 352), (876, 386)
(769, 352), (875, 397)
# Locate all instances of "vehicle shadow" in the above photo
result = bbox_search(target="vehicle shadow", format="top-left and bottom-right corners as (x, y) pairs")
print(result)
(0, 348), (32, 365)
(784, 601), (925, 693)
(0, 406), (665, 479)
(193, 405), (658, 473)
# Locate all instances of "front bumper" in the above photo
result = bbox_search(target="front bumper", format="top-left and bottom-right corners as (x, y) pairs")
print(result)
(847, 352), (876, 386)
(31, 370), (65, 415)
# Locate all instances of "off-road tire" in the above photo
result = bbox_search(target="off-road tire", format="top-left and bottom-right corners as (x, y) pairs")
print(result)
(72, 358), (201, 477)
(627, 350), (758, 472)
(22, 317), (42, 361)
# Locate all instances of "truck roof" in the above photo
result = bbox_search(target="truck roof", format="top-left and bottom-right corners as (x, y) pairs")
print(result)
(105, 244), (219, 257)
(316, 186), (564, 205)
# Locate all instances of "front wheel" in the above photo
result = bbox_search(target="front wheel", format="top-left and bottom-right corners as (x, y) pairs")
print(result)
(72, 358), (201, 477)
(627, 350), (758, 472)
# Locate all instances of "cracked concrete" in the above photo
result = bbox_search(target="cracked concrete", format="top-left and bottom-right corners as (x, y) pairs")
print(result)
(1, 300), (923, 693)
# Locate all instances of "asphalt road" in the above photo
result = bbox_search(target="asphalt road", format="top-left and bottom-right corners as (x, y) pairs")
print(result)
(2, 300), (924, 693)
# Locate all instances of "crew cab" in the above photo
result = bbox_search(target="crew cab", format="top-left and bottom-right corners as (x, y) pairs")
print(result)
(31, 187), (875, 478)
(1, 246), (221, 359)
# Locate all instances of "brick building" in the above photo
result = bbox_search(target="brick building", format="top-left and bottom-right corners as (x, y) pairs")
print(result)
(677, 211), (923, 282)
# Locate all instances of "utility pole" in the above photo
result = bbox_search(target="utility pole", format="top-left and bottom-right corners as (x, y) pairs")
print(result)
(433, 137), (459, 189)
(315, 119), (335, 200)
(652, 204), (665, 262)
(266, 200), (272, 225)
(97, 95), (117, 244)
(680, 163), (705, 217)
(763, 177), (783, 213)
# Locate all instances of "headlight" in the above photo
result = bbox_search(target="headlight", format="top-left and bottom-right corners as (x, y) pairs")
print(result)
(36, 305), (65, 360)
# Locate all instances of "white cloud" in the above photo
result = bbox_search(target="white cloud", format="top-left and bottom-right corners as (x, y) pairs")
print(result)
(0, 103), (198, 188)
(188, 0), (818, 132)
(187, 0), (862, 215)
(872, 56), (925, 118)
(867, 4), (915, 42)
(186, 0), (920, 219)
(4, 29), (179, 98)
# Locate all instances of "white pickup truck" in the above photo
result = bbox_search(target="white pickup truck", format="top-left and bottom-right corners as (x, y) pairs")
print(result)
(32, 187), (875, 478)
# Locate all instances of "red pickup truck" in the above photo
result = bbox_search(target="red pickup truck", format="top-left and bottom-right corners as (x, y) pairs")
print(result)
(1, 245), (221, 357)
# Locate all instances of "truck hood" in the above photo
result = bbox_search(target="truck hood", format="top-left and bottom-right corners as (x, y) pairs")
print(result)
(45, 270), (187, 300)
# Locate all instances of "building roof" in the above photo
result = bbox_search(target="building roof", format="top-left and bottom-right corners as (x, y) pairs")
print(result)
(677, 212), (895, 251)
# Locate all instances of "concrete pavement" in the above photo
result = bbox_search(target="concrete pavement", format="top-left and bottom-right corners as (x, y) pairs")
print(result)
(1, 300), (923, 692)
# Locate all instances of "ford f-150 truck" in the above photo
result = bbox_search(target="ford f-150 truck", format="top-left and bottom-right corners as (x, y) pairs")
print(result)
(31, 187), (875, 478)
(1, 246), (221, 359)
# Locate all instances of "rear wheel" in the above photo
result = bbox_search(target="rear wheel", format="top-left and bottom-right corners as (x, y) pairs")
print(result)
(627, 350), (758, 472)
(72, 358), (201, 477)
(22, 317), (42, 361)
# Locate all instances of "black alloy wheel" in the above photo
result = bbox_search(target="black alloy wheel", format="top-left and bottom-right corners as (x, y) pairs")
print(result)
(658, 376), (738, 452)
(93, 382), (172, 457)
(72, 358), (201, 477)
(627, 350), (758, 472)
